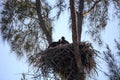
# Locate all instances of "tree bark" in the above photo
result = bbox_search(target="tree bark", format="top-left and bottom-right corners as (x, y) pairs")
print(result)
(70, 0), (85, 80)
(78, 0), (84, 42)
(36, 0), (52, 45)
(77, 0), (85, 80)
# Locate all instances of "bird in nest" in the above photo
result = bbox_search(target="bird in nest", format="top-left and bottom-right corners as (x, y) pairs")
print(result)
(48, 36), (69, 48)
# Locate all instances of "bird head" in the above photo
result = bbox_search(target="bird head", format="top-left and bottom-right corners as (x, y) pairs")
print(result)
(61, 36), (65, 40)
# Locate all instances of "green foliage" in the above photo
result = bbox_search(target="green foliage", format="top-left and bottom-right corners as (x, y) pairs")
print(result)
(1, 0), (120, 58)
(0, 0), (120, 79)
(104, 44), (120, 80)
(85, 0), (108, 45)
(85, 0), (120, 45)
(0, 0), (53, 57)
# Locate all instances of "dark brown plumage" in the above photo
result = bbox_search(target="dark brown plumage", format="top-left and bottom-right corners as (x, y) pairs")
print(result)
(60, 36), (69, 44)
(48, 40), (61, 48)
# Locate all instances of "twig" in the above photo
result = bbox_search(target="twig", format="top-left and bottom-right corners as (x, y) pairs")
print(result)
(83, 0), (101, 16)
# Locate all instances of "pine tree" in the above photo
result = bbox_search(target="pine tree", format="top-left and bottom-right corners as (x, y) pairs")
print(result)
(0, 0), (120, 80)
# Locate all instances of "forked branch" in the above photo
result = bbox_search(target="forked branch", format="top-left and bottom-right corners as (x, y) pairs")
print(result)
(83, 0), (101, 16)
(36, 0), (52, 44)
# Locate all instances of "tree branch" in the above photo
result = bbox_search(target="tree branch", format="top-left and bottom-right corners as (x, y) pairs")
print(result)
(36, 0), (52, 44)
(77, 0), (85, 80)
(78, 0), (84, 42)
(83, 0), (100, 16)
(70, 0), (85, 80)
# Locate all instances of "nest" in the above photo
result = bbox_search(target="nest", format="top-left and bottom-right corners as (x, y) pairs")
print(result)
(29, 42), (98, 80)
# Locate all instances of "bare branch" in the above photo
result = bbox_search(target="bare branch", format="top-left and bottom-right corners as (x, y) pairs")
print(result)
(83, 0), (101, 16)
(36, 0), (52, 44)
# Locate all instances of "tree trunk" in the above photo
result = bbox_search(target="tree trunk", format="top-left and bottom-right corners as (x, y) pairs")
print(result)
(36, 0), (52, 45)
(78, 0), (84, 41)
(70, 0), (85, 80)
(78, 0), (85, 79)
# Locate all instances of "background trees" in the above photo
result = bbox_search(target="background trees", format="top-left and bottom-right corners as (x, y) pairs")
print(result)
(0, 0), (120, 80)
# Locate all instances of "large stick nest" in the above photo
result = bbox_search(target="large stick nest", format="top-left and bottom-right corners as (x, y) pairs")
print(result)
(29, 42), (98, 80)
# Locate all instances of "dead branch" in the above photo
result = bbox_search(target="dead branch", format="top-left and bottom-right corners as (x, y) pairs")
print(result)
(83, 0), (101, 16)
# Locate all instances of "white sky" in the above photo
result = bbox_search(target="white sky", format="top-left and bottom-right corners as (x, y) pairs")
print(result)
(0, 39), (29, 80)
(0, 1), (119, 80)
(0, 14), (119, 80)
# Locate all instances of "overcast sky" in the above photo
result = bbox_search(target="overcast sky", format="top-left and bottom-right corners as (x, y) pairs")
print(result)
(0, 1), (119, 80)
